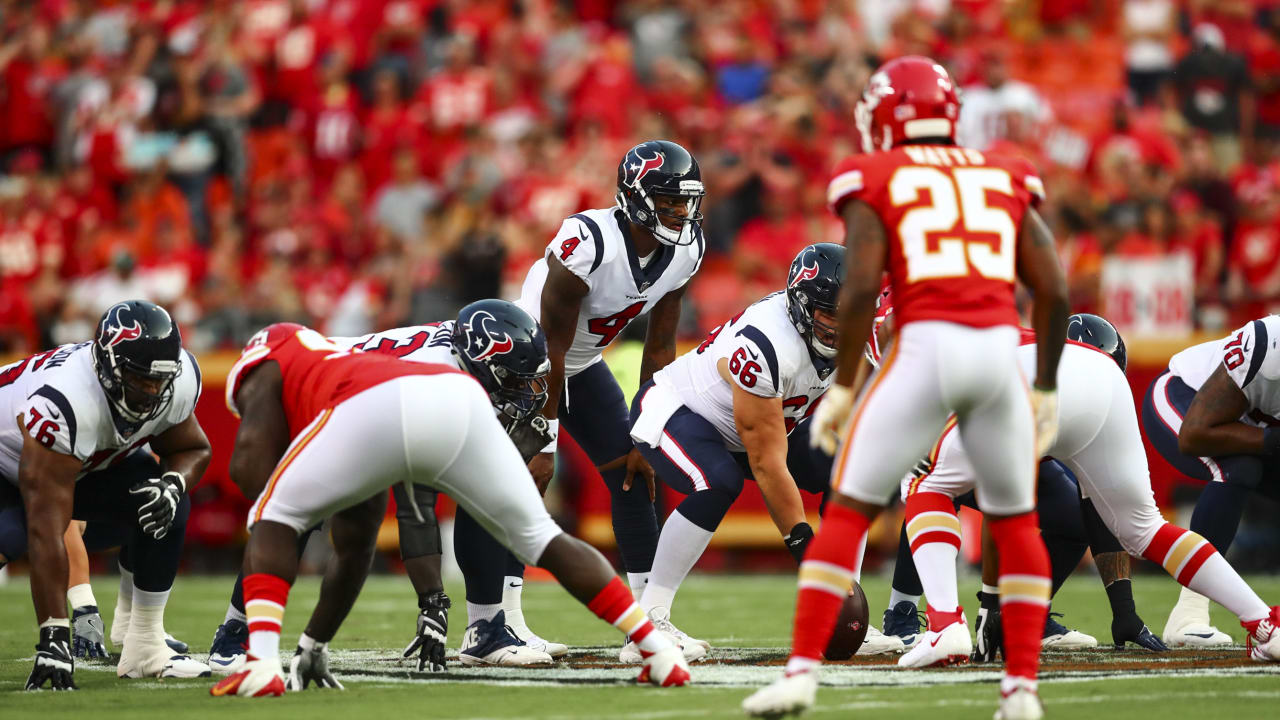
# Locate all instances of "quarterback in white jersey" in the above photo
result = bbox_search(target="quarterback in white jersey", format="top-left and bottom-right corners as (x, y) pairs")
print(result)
(1143, 315), (1280, 646)
(626, 244), (844, 658)
(0, 301), (212, 689)
(515, 141), (707, 616)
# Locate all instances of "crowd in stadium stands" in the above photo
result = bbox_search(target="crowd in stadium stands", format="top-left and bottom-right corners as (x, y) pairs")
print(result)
(3, 0), (1280, 354)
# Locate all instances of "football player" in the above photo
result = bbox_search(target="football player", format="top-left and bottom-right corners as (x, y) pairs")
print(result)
(209, 322), (690, 697)
(1142, 315), (1280, 646)
(208, 301), (561, 674)
(0, 301), (212, 689)
(516, 140), (707, 651)
(627, 244), (842, 662)
(745, 56), (1069, 720)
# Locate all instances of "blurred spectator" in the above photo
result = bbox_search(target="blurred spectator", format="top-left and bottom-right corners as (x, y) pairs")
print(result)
(371, 151), (440, 245)
(1174, 24), (1252, 171)
(956, 48), (1052, 151)
(1122, 0), (1175, 105)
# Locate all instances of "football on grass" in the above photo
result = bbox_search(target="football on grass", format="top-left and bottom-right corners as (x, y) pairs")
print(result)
(824, 581), (870, 660)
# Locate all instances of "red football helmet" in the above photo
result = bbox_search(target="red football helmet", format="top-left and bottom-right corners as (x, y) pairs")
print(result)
(855, 56), (960, 153)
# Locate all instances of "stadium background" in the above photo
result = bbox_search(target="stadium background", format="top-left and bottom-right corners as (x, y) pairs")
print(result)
(1, 0), (1279, 577)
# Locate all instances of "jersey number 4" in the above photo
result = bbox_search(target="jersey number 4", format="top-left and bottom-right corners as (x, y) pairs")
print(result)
(588, 302), (645, 347)
(891, 166), (1017, 283)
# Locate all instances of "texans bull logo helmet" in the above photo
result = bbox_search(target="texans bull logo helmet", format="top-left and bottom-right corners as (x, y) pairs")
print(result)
(786, 243), (845, 366)
(451, 300), (551, 430)
(92, 300), (184, 424)
(615, 140), (705, 247)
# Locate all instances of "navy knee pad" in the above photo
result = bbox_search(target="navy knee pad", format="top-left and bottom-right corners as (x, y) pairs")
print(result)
(129, 493), (190, 592)
(393, 483), (442, 560)
(675, 487), (740, 533)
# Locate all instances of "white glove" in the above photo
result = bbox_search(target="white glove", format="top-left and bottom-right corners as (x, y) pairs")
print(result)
(810, 384), (854, 456)
(1029, 386), (1058, 458)
(287, 640), (344, 690)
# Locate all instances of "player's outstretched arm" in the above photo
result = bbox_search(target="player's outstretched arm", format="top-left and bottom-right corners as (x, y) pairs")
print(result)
(731, 383), (808, 559)
(529, 258), (589, 491)
(227, 362), (290, 500)
(640, 286), (685, 384)
(1179, 364), (1263, 457)
(151, 414), (213, 488)
(1015, 207), (1069, 391)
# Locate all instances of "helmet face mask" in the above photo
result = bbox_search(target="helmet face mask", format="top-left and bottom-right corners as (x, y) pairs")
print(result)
(92, 301), (183, 426)
(616, 140), (705, 247)
(785, 243), (846, 367)
(451, 300), (551, 432)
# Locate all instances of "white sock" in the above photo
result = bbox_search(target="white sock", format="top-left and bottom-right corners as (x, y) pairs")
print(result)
(502, 576), (527, 628)
(627, 571), (650, 601)
(1001, 675), (1036, 696)
(888, 588), (921, 610)
(785, 656), (820, 675)
(68, 583), (97, 609)
(224, 601), (247, 625)
(126, 588), (170, 649)
(1181, 553), (1269, 623)
(467, 602), (502, 626)
(642, 510), (712, 613)
(852, 533), (867, 584)
(911, 541), (959, 616)
(1174, 585), (1211, 617)
(112, 565), (134, 645)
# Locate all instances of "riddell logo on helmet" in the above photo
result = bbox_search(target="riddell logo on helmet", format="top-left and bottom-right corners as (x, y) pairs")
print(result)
(790, 261), (819, 287)
(101, 306), (143, 348)
(466, 311), (514, 361)
(625, 147), (665, 188)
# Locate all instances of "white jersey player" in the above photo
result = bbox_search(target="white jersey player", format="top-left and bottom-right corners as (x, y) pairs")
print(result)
(628, 244), (843, 660)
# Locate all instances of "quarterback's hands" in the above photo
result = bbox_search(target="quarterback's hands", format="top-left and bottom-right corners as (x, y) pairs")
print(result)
(511, 416), (556, 464)
(71, 606), (107, 659)
(402, 591), (450, 673)
(129, 471), (185, 539)
(528, 452), (555, 495)
(810, 384), (853, 455)
(1112, 613), (1168, 652)
(287, 640), (344, 690)
(972, 593), (1003, 663)
(26, 625), (76, 691)
(621, 448), (656, 503)
(1029, 386), (1058, 458)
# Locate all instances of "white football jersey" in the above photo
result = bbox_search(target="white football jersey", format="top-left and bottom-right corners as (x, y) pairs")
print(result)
(652, 292), (832, 452)
(1168, 315), (1280, 426)
(516, 206), (705, 376)
(330, 322), (460, 368)
(0, 342), (202, 483)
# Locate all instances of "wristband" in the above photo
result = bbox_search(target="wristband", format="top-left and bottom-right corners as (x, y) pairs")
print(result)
(161, 471), (187, 494)
(39, 617), (71, 630)
(1265, 427), (1280, 457)
(540, 419), (559, 454)
(784, 522), (814, 564)
(67, 583), (96, 610)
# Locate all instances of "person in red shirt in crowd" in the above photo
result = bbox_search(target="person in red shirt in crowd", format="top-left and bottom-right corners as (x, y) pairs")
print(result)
(734, 175), (813, 296)
(1169, 190), (1226, 305)
(141, 217), (207, 309)
(270, 0), (339, 112)
(1225, 177), (1280, 321)
(1086, 98), (1182, 189)
(301, 51), (361, 191)
(317, 162), (372, 266)
(1114, 201), (1175, 257)
(564, 34), (640, 139)
(360, 68), (421, 193)
(292, 226), (351, 328)
(413, 36), (493, 167)
(0, 22), (62, 163)
(122, 163), (194, 261)
(0, 177), (64, 292)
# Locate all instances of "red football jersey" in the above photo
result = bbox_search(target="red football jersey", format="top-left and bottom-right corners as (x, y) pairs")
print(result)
(827, 145), (1045, 328)
(225, 322), (467, 438)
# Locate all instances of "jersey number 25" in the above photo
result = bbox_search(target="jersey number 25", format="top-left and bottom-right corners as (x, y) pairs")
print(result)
(891, 166), (1017, 283)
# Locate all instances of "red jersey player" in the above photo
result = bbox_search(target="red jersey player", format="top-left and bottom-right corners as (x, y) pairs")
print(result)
(210, 323), (690, 697)
(744, 57), (1069, 720)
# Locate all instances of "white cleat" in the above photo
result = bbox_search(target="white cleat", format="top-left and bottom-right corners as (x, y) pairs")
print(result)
(1041, 614), (1097, 649)
(509, 625), (569, 659)
(899, 619), (972, 668)
(458, 612), (554, 667)
(856, 625), (906, 655)
(619, 607), (708, 664)
(1244, 607), (1280, 661)
(210, 656), (286, 697)
(742, 669), (819, 718)
(994, 680), (1044, 720)
(637, 645), (692, 687)
(118, 641), (212, 678)
(1163, 589), (1232, 647)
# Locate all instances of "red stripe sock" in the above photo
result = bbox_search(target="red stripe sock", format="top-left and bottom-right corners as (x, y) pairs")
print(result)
(791, 503), (869, 663)
(587, 577), (667, 653)
(243, 573), (291, 661)
(989, 512), (1050, 683)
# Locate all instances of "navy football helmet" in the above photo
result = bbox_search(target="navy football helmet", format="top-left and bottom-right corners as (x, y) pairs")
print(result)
(786, 243), (845, 363)
(1067, 313), (1127, 372)
(452, 300), (550, 430)
(616, 140), (705, 247)
(92, 300), (183, 424)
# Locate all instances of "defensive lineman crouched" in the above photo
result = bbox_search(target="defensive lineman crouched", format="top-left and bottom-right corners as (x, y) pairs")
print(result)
(1, 301), (211, 689)
(210, 323), (690, 697)
(628, 244), (842, 660)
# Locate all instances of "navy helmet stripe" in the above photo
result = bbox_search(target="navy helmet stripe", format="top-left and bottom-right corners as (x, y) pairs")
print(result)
(184, 350), (202, 398)
(30, 385), (77, 450)
(1244, 319), (1270, 388)
(736, 325), (780, 390)
(571, 213), (606, 275)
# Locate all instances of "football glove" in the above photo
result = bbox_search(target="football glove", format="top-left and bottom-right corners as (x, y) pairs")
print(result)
(71, 605), (107, 659)
(403, 591), (449, 672)
(784, 522), (814, 564)
(972, 591), (1003, 663)
(1112, 612), (1168, 651)
(26, 625), (76, 691)
(809, 384), (853, 455)
(129, 471), (185, 540)
(510, 416), (556, 464)
(287, 640), (344, 690)
(1029, 386), (1058, 458)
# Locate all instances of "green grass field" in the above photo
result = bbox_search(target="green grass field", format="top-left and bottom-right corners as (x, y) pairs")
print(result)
(3, 572), (1279, 719)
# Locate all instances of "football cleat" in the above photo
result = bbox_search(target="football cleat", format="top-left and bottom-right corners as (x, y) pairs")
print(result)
(1163, 589), (1233, 647)
(165, 632), (189, 654)
(1041, 613), (1097, 650)
(856, 625), (906, 655)
(459, 611), (554, 667)
(210, 656), (286, 698)
(118, 641), (211, 679)
(742, 668), (819, 718)
(636, 645), (692, 687)
(1243, 606), (1280, 661)
(619, 607), (708, 663)
(882, 601), (924, 649)
(509, 626), (569, 659)
(994, 679), (1044, 720)
(209, 619), (249, 675)
(899, 610), (971, 668)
